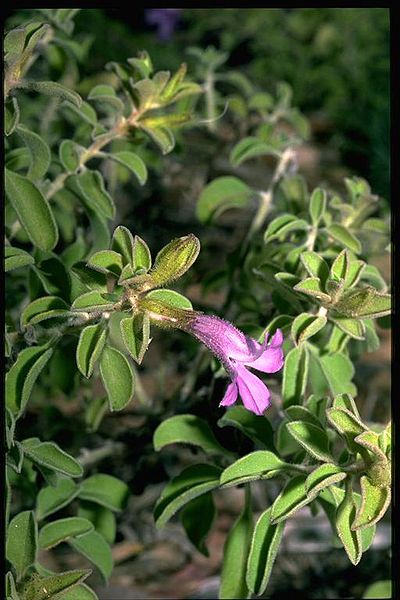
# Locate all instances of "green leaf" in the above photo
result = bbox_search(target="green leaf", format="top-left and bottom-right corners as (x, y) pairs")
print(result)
(21, 296), (70, 328)
(85, 397), (108, 433)
(336, 484), (362, 565)
(21, 439), (83, 477)
(120, 313), (150, 364)
(330, 317), (366, 340)
(264, 214), (309, 242)
(78, 502), (116, 545)
(19, 80), (82, 106)
(5, 97), (20, 135)
(305, 464), (347, 499)
(39, 517), (94, 549)
(16, 125), (51, 181)
(229, 136), (279, 167)
(4, 26), (26, 64)
(220, 451), (286, 488)
(246, 507), (285, 596)
(286, 404), (324, 431)
(360, 264), (388, 292)
(363, 580), (392, 599)
(270, 475), (311, 523)
(86, 250), (123, 277)
(88, 84), (124, 112)
(327, 224), (362, 254)
(300, 251), (330, 284)
(282, 345), (309, 407)
(76, 323), (107, 378)
(5, 570), (19, 600)
(59, 139), (81, 172)
(100, 345), (135, 411)
(309, 188), (327, 225)
(22, 570), (92, 600)
(32, 253), (71, 301)
(293, 277), (331, 302)
(5, 245), (34, 272)
(334, 287), (391, 319)
(133, 235), (152, 270)
(344, 259), (366, 288)
(145, 289), (193, 309)
(220, 492), (253, 600)
(154, 464), (221, 528)
(5, 168), (58, 251)
(318, 352), (356, 397)
(181, 493), (215, 557)
(75, 170), (115, 220)
(352, 475), (391, 530)
(326, 408), (367, 452)
(141, 125), (175, 154)
(197, 176), (253, 224)
(291, 313), (327, 345)
(71, 290), (114, 312)
(355, 431), (386, 464)
(107, 151), (147, 185)
(286, 421), (333, 462)
(111, 226), (134, 265)
(154, 414), (230, 456)
(217, 405), (275, 451)
(6, 345), (54, 416)
(6, 511), (37, 580)
(68, 530), (113, 583)
(63, 100), (98, 126)
(330, 249), (349, 281)
(78, 473), (129, 512)
(37, 478), (79, 520)
(332, 393), (361, 419)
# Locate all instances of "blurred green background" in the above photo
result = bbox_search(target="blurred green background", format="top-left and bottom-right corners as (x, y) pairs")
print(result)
(6, 8), (389, 197)
(74, 7), (390, 199)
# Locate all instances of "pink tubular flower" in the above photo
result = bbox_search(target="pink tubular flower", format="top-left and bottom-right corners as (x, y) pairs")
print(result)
(187, 315), (284, 416)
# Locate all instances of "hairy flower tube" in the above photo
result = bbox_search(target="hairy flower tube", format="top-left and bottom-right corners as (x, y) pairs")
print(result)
(140, 298), (284, 415)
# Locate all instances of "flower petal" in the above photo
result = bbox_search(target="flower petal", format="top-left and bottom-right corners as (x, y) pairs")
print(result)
(219, 380), (238, 407)
(245, 329), (284, 373)
(236, 364), (271, 415)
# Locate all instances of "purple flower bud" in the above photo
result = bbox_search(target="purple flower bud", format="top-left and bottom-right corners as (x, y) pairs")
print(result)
(145, 9), (181, 42)
(186, 314), (284, 416)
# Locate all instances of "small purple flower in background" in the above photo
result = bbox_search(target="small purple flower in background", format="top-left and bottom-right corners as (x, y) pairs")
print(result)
(145, 9), (182, 42)
(187, 315), (284, 416)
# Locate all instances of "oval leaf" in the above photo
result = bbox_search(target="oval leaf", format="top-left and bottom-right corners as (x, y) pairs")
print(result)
(78, 474), (130, 512)
(305, 464), (347, 499)
(100, 345), (135, 411)
(5, 168), (58, 251)
(76, 323), (107, 378)
(6, 511), (37, 580)
(107, 151), (147, 185)
(154, 464), (221, 528)
(286, 421), (333, 462)
(68, 530), (113, 583)
(39, 517), (94, 549)
(6, 345), (54, 416)
(246, 507), (285, 596)
(220, 451), (286, 488)
(196, 176), (252, 224)
(21, 296), (69, 328)
(154, 414), (230, 456)
(37, 478), (79, 520)
(21, 439), (83, 477)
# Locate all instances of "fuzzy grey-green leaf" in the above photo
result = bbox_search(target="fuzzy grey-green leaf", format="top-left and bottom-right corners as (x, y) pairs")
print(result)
(5, 168), (58, 251)
(100, 346), (135, 411)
